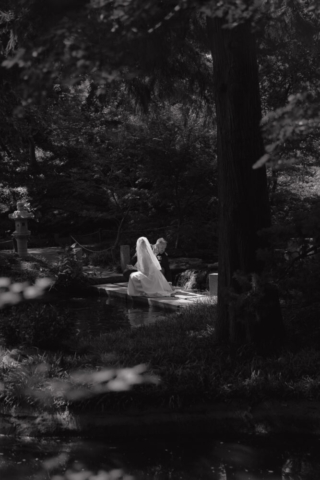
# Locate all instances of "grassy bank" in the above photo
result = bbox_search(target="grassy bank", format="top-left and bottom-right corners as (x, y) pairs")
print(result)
(1, 299), (320, 413)
(1, 250), (320, 413)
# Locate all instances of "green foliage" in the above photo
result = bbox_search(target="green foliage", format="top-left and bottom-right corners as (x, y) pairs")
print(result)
(257, 1), (320, 168)
(284, 254), (320, 304)
(0, 252), (19, 271)
(104, 102), (217, 251)
(0, 303), (74, 350)
(90, 250), (114, 268)
(258, 93), (320, 169)
(0, 349), (69, 409)
(53, 251), (87, 289)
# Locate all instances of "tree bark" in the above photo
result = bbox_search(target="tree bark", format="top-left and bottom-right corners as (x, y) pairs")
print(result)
(206, 17), (282, 346)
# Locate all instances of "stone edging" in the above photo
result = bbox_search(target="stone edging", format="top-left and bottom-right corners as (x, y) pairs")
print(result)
(1, 400), (320, 438)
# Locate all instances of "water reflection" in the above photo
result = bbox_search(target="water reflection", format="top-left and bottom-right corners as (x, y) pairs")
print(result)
(126, 306), (169, 328)
(64, 297), (170, 337)
(105, 297), (170, 328)
(0, 435), (319, 480)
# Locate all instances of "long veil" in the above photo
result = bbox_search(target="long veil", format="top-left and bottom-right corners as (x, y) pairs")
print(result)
(136, 237), (161, 276)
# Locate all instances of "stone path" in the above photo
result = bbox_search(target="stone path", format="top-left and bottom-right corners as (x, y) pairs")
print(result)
(94, 282), (214, 311)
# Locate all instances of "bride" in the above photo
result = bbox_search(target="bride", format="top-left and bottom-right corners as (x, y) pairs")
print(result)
(127, 237), (174, 297)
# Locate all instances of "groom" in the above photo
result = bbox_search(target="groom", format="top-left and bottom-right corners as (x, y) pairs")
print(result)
(123, 237), (172, 283)
(152, 238), (172, 284)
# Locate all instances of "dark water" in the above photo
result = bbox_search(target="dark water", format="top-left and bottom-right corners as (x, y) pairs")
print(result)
(67, 296), (171, 337)
(0, 434), (319, 479)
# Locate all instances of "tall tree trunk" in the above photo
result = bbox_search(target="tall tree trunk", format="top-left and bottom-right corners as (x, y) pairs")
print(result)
(206, 17), (283, 347)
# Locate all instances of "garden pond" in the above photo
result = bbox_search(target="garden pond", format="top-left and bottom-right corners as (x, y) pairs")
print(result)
(67, 295), (172, 335)
(0, 433), (320, 479)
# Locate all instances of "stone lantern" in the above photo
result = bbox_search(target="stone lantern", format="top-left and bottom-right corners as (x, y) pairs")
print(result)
(9, 201), (34, 258)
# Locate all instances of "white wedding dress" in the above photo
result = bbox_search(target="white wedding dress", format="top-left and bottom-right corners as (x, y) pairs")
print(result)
(127, 237), (173, 297)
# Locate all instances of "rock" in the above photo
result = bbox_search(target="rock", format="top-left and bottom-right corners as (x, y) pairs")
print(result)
(176, 269), (209, 291)
(170, 259), (218, 289)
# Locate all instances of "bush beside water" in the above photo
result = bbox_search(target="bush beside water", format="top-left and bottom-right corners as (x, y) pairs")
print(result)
(0, 303), (75, 350)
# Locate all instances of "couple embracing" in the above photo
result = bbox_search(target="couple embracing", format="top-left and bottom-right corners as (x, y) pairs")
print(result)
(125, 237), (174, 297)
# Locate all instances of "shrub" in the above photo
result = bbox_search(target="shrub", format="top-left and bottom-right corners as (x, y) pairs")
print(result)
(0, 252), (53, 283)
(52, 251), (88, 290)
(283, 254), (320, 304)
(90, 250), (114, 267)
(0, 303), (75, 350)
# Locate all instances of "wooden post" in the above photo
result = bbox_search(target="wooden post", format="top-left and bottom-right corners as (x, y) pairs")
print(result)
(209, 273), (218, 296)
(120, 245), (131, 272)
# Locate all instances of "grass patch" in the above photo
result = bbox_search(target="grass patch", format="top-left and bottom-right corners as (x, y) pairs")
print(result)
(0, 252), (54, 283)
(1, 299), (320, 413)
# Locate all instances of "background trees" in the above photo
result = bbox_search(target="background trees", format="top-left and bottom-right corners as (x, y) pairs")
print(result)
(0, 0), (217, 254)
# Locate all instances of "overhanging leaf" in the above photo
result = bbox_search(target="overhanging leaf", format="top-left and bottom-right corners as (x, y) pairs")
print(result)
(252, 153), (270, 170)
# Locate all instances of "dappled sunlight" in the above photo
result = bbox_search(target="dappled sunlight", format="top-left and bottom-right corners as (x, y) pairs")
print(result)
(31, 363), (160, 403)
(0, 358), (160, 408)
(0, 277), (53, 307)
(50, 468), (134, 480)
(44, 456), (135, 480)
